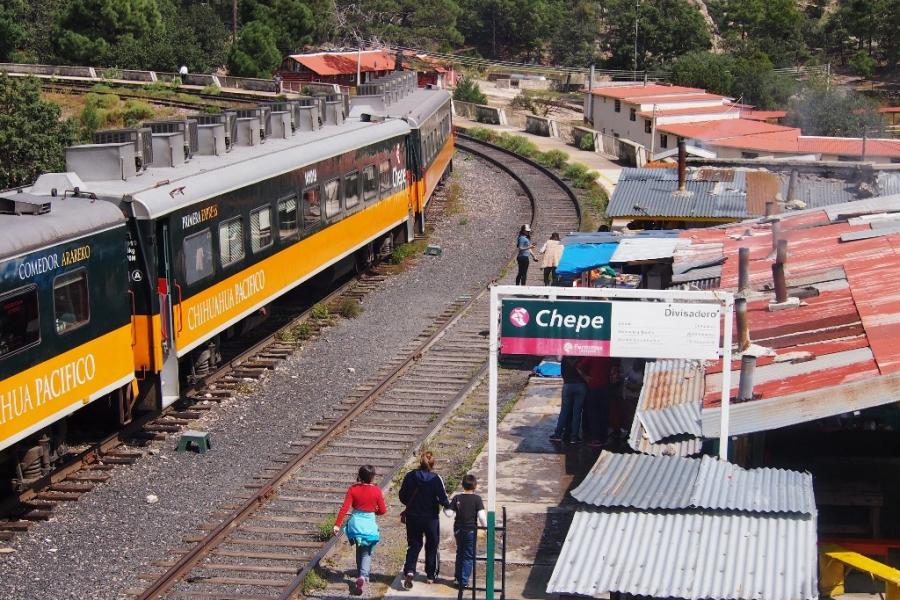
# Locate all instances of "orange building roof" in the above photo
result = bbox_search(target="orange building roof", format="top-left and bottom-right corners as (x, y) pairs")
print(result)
(658, 119), (797, 141)
(287, 50), (396, 76)
(710, 131), (900, 158)
(589, 84), (706, 99)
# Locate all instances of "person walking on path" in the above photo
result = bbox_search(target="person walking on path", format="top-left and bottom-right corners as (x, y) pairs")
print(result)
(515, 224), (537, 285)
(539, 232), (563, 286)
(550, 356), (588, 444)
(444, 474), (487, 591)
(333, 465), (387, 596)
(399, 451), (451, 589)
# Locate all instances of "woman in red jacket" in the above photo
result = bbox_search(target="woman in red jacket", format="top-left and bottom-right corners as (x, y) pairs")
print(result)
(333, 465), (387, 595)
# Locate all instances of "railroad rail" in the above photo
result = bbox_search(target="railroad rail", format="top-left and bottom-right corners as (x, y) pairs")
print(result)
(130, 137), (580, 599)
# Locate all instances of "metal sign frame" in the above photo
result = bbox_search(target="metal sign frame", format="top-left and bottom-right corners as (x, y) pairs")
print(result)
(485, 284), (735, 599)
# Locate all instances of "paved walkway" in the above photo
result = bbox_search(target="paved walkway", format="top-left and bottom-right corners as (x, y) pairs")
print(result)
(382, 378), (600, 599)
(454, 116), (622, 196)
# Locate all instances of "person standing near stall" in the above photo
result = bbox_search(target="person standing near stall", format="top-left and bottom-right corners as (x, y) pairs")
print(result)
(539, 232), (563, 286)
(515, 224), (537, 285)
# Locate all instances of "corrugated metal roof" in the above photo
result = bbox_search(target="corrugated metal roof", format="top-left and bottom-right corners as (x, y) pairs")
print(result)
(609, 237), (688, 263)
(546, 509), (818, 600)
(608, 179), (748, 219)
(573, 452), (816, 515)
(637, 359), (704, 442)
(628, 415), (704, 456)
(876, 172), (900, 196)
(692, 456), (816, 514)
(570, 451), (699, 509)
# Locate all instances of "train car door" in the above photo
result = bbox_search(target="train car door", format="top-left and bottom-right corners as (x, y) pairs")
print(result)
(156, 220), (180, 407)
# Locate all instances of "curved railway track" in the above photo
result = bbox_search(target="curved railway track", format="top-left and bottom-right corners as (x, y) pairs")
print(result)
(130, 136), (580, 599)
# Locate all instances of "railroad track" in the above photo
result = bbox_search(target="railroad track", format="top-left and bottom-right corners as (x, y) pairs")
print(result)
(129, 138), (580, 599)
(39, 79), (258, 110)
(0, 268), (396, 537)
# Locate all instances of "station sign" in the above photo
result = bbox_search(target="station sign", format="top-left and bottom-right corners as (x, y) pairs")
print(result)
(500, 299), (720, 360)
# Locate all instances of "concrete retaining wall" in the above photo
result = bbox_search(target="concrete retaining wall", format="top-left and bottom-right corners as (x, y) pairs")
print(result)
(452, 100), (477, 119)
(572, 126), (597, 151)
(0, 63), (96, 78)
(117, 69), (157, 82)
(475, 104), (508, 126)
(525, 114), (559, 137)
(183, 73), (220, 87)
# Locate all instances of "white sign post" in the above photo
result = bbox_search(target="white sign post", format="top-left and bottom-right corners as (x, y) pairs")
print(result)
(485, 284), (734, 599)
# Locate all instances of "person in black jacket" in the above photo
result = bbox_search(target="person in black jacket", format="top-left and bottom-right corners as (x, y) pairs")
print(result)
(398, 451), (451, 589)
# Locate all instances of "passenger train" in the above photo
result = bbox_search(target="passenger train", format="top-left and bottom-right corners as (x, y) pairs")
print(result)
(0, 71), (453, 491)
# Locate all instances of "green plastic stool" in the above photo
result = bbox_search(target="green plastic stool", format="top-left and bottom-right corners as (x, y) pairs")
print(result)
(176, 430), (211, 454)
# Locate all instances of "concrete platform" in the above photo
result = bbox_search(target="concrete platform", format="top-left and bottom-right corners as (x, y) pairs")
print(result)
(383, 378), (603, 599)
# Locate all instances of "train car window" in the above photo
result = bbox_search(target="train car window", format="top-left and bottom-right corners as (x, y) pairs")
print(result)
(219, 217), (245, 267)
(380, 160), (392, 194)
(250, 206), (274, 252)
(278, 195), (300, 239)
(363, 165), (377, 202)
(53, 269), (89, 334)
(184, 228), (214, 284)
(323, 178), (341, 218)
(0, 286), (40, 359)
(344, 171), (360, 209)
(302, 187), (321, 229)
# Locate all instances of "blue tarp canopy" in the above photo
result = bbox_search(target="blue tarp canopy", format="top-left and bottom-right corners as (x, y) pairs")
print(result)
(556, 243), (619, 276)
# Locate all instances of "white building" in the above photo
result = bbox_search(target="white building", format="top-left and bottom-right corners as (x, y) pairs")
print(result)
(584, 83), (900, 163)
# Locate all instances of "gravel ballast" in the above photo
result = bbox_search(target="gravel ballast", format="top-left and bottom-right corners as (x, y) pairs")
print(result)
(0, 153), (530, 599)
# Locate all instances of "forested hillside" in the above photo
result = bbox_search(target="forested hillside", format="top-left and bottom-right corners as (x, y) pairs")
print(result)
(0, 0), (895, 78)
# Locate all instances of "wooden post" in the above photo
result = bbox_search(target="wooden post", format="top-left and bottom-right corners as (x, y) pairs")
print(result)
(773, 239), (788, 303)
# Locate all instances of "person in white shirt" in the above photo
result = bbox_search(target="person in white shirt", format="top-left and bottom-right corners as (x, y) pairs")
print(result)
(539, 232), (563, 286)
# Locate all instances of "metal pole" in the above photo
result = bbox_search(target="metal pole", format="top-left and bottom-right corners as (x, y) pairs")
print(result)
(357, 47), (362, 87)
(719, 296), (734, 462)
(232, 0), (238, 44)
(633, 0), (639, 80)
(486, 287), (500, 599)
(588, 65), (595, 125)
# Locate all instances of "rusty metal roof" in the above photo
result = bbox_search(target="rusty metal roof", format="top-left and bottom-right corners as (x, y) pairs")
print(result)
(546, 508), (818, 600)
(663, 193), (900, 434)
(637, 359), (704, 442)
(628, 415), (704, 456)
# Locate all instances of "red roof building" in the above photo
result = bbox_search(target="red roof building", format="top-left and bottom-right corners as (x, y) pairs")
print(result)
(279, 50), (396, 88)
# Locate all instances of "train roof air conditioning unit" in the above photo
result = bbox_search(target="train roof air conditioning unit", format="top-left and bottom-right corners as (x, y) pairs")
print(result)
(149, 132), (187, 168)
(234, 107), (271, 142)
(0, 191), (52, 215)
(65, 142), (138, 181)
(197, 123), (227, 156)
(193, 112), (236, 151)
(93, 127), (153, 171)
(144, 119), (199, 160)
(234, 117), (261, 146)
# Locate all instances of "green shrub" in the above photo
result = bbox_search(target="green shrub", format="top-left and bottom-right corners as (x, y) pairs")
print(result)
(200, 84), (221, 95)
(387, 241), (423, 264)
(495, 132), (539, 158)
(334, 297), (362, 318)
(465, 127), (496, 143)
(453, 77), (487, 104)
(578, 132), (595, 151)
(79, 102), (103, 138)
(302, 569), (328, 594)
(310, 303), (330, 320)
(585, 185), (609, 214)
(85, 92), (120, 110)
(535, 149), (569, 169)
(122, 99), (154, 126)
(562, 162), (589, 181)
(90, 83), (115, 94)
